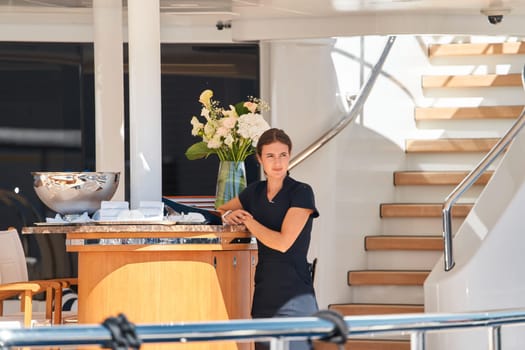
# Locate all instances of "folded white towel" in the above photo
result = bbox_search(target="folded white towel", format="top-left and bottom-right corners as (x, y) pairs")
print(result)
(98, 208), (122, 217)
(101, 201), (129, 210)
(117, 209), (145, 220)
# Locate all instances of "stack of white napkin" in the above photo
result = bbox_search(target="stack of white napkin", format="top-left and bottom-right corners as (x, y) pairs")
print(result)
(95, 200), (165, 222)
(138, 201), (165, 221)
(97, 201), (129, 221)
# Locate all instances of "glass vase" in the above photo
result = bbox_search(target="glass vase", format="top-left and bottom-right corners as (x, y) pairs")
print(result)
(215, 161), (247, 209)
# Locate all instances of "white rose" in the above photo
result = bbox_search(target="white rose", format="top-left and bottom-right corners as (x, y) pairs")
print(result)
(238, 113), (270, 145)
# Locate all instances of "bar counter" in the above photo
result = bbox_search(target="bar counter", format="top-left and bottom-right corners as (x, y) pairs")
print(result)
(23, 223), (257, 350)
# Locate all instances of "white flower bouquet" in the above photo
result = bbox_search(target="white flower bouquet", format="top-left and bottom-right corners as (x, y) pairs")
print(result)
(185, 89), (270, 162)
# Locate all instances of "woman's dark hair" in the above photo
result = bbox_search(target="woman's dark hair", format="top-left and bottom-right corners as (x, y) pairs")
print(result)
(256, 128), (292, 156)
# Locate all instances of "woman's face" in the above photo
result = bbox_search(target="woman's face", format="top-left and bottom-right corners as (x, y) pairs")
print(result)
(257, 141), (290, 179)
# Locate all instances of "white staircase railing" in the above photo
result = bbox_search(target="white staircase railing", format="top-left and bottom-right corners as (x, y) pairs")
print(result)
(289, 36), (396, 170)
(442, 64), (525, 271)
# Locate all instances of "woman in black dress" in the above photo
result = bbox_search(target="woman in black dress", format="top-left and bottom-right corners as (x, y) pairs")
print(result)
(218, 128), (319, 350)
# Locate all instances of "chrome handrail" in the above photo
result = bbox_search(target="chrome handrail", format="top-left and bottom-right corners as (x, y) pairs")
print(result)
(442, 64), (525, 271)
(2, 308), (525, 349)
(289, 36), (396, 170)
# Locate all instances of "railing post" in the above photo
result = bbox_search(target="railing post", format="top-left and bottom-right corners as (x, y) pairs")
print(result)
(270, 337), (289, 350)
(411, 331), (425, 350)
(488, 326), (501, 350)
(442, 206), (455, 271)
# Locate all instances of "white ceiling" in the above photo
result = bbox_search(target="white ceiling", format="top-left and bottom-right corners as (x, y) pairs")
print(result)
(1, 0), (525, 41)
(1, 0), (524, 17)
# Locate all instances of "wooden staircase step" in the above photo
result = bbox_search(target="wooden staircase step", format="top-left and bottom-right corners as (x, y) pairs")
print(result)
(415, 106), (523, 121)
(314, 339), (409, 350)
(347, 270), (429, 286)
(428, 42), (525, 57)
(380, 203), (473, 218)
(405, 138), (499, 153)
(330, 303), (424, 316)
(365, 235), (443, 251)
(422, 73), (522, 88)
(393, 170), (493, 186)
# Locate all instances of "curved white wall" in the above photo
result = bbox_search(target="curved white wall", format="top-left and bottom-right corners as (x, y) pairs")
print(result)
(424, 124), (525, 350)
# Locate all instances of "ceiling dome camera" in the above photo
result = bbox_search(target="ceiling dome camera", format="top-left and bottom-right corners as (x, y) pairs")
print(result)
(480, 8), (511, 25)
(487, 14), (503, 24)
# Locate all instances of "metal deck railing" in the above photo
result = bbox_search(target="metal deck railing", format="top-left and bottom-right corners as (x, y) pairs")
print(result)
(2, 308), (525, 349)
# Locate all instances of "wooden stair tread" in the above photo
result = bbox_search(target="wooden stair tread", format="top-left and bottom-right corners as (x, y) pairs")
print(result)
(348, 270), (429, 286)
(365, 235), (443, 251)
(314, 339), (409, 350)
(405, 138), (499, 153)
(380, 203), (473, 218)
(415, 106), (523, 121)
(422, 73), (522, 88)
(330, 303), (424, 315)
(393, 170), (493, 186)
(428, 42), (525, 57)
(315, 339), (409, 350)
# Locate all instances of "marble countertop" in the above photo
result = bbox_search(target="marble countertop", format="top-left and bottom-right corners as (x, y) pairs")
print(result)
(24, 223), (255, 250)
(22, 223), (248, 235)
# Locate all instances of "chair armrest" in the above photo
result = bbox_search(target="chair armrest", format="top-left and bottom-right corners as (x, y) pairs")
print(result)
(0, 280), (62, 326)
(50, 277), (78, 288)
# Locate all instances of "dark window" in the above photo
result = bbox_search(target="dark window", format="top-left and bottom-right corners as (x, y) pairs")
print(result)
(0, 42), (260, 279)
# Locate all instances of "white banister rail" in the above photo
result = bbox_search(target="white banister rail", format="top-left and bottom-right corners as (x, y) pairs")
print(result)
(288, 36), (396, 170)
(442, 64), (525, 271)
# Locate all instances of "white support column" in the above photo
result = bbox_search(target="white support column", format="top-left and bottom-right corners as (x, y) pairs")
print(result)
(263, 39), (339, 309)
(127, 0), (162, 208)
(93, 0), (125, 201)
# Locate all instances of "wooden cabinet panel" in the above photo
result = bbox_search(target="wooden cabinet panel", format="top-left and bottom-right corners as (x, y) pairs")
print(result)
(214, 250), (252, 320)
(77, 249), (257, 350)
(78, 250), (232, 324)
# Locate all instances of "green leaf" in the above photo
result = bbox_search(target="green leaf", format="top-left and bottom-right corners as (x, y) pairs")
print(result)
(234, 101), (249, 116)
(185, 142), (216, 160)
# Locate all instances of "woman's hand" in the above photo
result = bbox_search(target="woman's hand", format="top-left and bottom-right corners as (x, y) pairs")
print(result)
(222, 209), (252, 225)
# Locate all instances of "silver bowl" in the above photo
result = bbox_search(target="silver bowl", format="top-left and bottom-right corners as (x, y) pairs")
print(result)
(32, 172), (120, 215)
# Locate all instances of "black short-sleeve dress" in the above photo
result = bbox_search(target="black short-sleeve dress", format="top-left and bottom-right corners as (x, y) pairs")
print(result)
(239, 175), (319, 318)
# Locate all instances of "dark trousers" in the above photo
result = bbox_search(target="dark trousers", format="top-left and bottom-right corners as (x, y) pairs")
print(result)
(254, 294), (318, 350)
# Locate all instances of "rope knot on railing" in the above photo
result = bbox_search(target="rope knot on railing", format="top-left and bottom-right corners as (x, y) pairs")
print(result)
(311, 309), (348, 350)
(102, 313), (141, 350)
